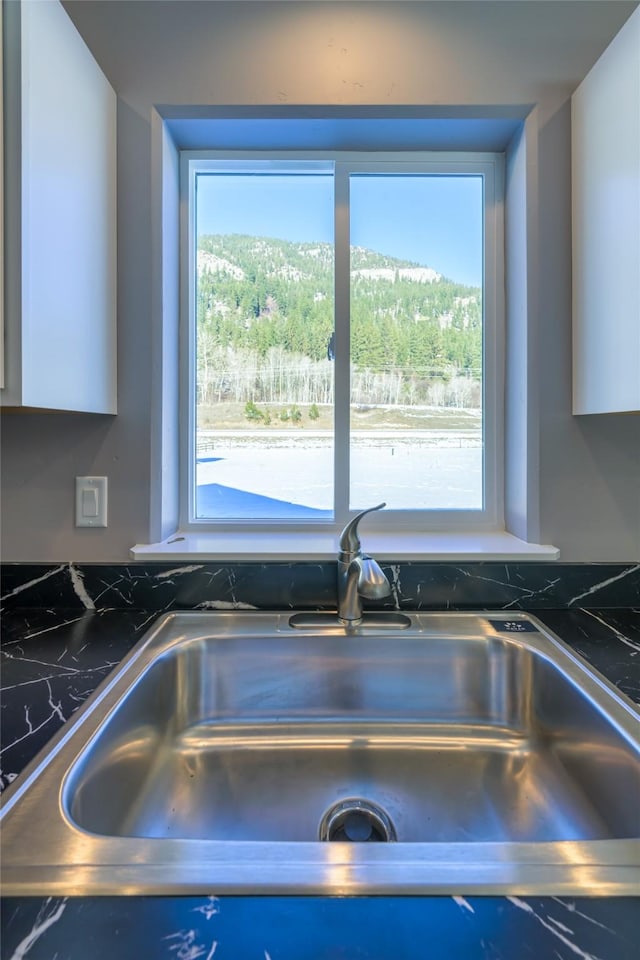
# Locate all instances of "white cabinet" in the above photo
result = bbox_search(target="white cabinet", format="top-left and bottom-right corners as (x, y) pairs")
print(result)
(572, 6), (640, 415)
(1, 0), (117, 413)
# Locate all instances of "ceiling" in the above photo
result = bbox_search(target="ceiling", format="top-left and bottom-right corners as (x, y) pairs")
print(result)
(61, 1), (639, 109)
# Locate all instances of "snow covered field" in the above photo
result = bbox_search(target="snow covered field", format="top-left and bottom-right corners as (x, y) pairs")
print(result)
(196, 434), (482, 517)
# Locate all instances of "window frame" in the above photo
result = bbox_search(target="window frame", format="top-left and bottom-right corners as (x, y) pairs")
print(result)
(179, 150), (504, 535)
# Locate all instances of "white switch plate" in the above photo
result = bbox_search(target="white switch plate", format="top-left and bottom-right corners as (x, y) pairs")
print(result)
(75, 476), (108, 527)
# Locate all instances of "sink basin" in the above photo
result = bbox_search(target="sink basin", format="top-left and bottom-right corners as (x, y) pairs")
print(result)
(1, 612), (639, 895)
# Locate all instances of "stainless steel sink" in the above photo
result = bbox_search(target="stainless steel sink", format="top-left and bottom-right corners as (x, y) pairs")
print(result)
(1, 612), (639, 895)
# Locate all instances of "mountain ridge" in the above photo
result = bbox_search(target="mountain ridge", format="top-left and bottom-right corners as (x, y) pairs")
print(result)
(198, 233), (468, 287)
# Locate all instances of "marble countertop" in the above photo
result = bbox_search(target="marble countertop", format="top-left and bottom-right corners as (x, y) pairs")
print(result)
(1, 604), (639, 959)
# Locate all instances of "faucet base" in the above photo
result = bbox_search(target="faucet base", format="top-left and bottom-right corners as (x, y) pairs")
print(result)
(288, 612), (412, 630)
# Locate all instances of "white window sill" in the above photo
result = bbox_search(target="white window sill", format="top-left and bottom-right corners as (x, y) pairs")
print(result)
(131, 531), (560, 563)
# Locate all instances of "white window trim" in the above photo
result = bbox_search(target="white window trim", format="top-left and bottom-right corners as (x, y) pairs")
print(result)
(179, 151), (504, 534)
(133, 121), (559, 561)
(132, 529), (559, 562)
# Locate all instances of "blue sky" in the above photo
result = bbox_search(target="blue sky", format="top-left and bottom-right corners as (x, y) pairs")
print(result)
(197, 173), (483, 288)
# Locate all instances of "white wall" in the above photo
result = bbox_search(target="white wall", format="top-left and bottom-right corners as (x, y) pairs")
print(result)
(1, 0), (638, 561)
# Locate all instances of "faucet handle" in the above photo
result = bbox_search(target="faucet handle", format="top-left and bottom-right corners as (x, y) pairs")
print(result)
(339, 502), (386, 554)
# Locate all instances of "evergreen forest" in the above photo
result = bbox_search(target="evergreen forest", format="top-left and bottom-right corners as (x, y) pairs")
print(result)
(196, 234), (483, 415)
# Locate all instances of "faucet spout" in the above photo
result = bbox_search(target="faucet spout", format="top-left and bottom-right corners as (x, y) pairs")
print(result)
(339, 502), (386, 557)
(357, 555), (391, 599)
(337, 505), (391, 624)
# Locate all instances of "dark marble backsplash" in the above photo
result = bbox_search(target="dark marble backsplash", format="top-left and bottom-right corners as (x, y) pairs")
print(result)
(1, 561), (639, 612)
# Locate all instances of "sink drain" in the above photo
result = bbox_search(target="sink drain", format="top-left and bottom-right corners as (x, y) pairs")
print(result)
(319, 798), (397, 842)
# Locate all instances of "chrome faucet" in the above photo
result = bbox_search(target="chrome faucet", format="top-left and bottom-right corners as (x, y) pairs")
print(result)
(337, 503), (391, 625)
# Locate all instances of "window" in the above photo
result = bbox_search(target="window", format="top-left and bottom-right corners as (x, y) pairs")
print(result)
(180, 152), (503, 534)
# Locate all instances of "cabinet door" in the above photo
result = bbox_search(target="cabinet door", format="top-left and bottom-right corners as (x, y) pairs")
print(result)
(1, 0), (117, 413)
(572, 6), (640, 415)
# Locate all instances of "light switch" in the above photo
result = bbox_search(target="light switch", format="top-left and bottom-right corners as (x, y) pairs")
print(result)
(75, 477), (108, 527)
(81, 488), (99, 518)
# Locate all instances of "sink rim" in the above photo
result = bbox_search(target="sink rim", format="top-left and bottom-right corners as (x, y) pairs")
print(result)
(1, 610), (639, 896)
